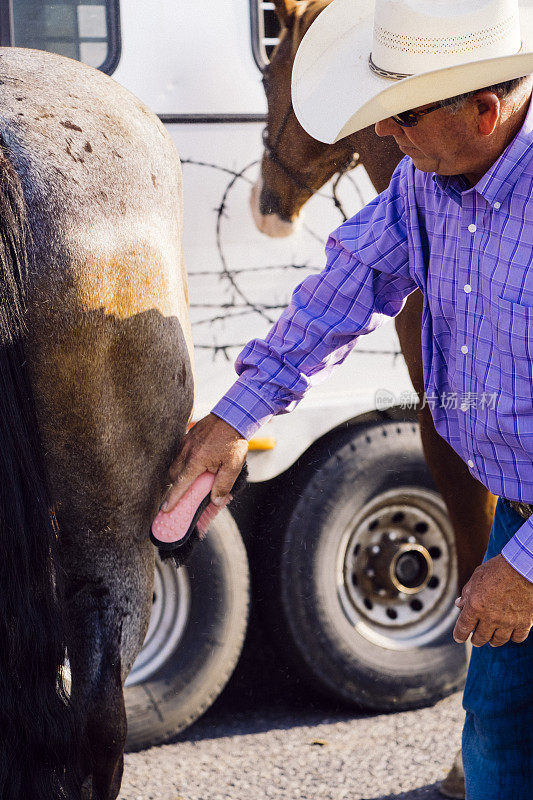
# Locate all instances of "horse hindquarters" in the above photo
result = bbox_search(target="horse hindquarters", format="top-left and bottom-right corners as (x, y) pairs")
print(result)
(0, 151), (80, 798)
(44, 306), (194, 800)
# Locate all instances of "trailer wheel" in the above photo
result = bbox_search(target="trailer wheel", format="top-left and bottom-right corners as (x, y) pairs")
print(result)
(276, 420), (466, 711)
(124, 508), (249, 751)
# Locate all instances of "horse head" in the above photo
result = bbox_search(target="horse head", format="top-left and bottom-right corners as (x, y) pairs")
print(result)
(251, 0), (360, 237)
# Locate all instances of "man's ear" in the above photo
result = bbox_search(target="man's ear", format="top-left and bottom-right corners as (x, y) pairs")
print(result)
(272, 0), (303, 27)
(474, 91), (500, 136)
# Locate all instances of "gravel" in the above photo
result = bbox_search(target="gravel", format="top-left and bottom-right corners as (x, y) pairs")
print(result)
(119, 690), (464, 800)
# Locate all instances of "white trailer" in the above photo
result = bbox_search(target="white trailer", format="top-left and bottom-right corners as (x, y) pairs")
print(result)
(5, 0), (466, 748)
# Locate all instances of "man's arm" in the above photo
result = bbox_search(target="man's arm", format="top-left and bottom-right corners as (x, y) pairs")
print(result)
(163, 159), (418, 510)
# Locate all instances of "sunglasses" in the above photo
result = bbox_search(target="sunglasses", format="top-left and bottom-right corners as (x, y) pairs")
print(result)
(391, 100), (453, 127)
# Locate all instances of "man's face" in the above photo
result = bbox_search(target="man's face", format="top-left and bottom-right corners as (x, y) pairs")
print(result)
(374, 101), (482, 179)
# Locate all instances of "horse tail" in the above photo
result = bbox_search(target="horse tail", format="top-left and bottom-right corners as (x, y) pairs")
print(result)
(0, 147), (80, 799)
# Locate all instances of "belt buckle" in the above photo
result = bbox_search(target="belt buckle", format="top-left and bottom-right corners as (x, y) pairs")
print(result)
(506, 499), (533, 520)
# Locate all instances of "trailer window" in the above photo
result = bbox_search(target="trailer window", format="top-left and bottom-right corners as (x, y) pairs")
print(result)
(3, 0), (120, 74)
(250, 0), (281, 70)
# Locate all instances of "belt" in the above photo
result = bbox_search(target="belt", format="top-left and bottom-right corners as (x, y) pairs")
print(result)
(503, 498), (533, 520)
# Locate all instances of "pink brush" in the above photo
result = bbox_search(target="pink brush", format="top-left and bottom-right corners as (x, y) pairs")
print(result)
(150, 472), (229, 551)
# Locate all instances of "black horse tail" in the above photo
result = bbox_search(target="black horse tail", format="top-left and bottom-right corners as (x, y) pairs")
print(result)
(0, 147), (80, 798)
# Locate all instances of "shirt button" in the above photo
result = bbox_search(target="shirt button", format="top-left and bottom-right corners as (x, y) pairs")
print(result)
(464, 284), (472, 293)
(468, 224), (477, 233)
(467, 459), (474, 468)
(460, 402), (468, 412)
(494, 202), (501, 210)
(461, 345), (468, 354)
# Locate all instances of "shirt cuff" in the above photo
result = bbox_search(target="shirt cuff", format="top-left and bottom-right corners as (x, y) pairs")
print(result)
(501, 515), (533, 584)
(211, 379), (276, 440)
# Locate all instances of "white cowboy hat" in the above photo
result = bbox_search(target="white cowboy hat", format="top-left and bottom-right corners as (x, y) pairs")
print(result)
(291, 0), (533, 143)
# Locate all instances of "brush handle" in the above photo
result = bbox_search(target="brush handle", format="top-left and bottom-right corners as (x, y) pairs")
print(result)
(151, 472), (215, 546)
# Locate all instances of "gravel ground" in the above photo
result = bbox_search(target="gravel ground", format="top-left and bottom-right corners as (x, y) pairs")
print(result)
(119, 689), (464, 800)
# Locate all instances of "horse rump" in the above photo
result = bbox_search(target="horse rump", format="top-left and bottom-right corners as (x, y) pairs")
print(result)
(0, 143), (81, 800)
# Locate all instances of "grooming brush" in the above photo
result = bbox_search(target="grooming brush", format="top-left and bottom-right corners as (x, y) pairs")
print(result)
(150, 464), (248, 565)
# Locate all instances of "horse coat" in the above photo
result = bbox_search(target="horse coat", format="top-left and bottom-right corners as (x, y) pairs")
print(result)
(0, 47), (193, 800)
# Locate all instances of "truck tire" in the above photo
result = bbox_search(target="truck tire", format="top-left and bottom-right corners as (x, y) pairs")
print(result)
(272, 420), (467, 711)
(124, 508), (249, 751)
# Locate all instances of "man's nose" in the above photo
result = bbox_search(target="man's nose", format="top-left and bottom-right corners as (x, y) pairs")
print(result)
(375, 117), (398, 137)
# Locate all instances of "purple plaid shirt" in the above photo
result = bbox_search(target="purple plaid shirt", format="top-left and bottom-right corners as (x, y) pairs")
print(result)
(212, 97), (533, 582)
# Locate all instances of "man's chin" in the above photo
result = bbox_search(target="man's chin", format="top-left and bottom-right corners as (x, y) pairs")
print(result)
(409, 154), (436, 172)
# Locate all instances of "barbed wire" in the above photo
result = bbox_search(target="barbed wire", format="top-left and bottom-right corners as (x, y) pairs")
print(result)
(181, 157), (402, 363)
(193, 343), (403, 361)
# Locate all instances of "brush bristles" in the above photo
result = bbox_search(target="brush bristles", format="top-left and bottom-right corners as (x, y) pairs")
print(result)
(197, 500), (229, 538)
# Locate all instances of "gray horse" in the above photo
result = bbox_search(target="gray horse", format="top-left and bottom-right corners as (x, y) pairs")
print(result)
(0, 48), (193, 799)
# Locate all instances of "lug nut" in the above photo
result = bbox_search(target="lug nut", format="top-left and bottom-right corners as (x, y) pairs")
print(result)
(366, 568), (375, 578)
(371, 545), (381, 555)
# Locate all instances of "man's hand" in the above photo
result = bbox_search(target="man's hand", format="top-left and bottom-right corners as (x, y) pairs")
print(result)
(162, 413), (248, 513)
(453, 554), (533, 647)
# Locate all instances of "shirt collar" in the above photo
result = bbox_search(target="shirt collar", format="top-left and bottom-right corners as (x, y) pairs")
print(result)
(432, 92), (533, 207)
(432, 172), (469, 205)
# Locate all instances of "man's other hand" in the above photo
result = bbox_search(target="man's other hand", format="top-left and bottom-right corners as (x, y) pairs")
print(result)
(162, 414), (248, 512)
(453, 554), (533, 647)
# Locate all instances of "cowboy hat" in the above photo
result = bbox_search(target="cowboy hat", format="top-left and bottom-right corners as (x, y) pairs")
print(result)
(291, 0), (533, 143)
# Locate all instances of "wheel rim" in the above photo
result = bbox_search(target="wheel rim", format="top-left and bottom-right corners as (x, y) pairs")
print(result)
(336, 487), (458, 650)
(125, 557), (191, 687)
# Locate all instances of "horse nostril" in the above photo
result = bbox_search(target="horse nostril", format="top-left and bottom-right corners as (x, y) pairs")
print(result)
(259, 186), (281, 215)
(259, 186), (289, 220)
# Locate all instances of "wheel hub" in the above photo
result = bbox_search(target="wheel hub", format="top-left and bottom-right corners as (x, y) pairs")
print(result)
(358, 534), (433, 599)
(394, 547), (431, 590)
(339, 488), (455, 637)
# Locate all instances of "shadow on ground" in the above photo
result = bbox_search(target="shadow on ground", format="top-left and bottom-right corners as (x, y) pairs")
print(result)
(365, 785), (446, 800)
(171, 605), (375, 743)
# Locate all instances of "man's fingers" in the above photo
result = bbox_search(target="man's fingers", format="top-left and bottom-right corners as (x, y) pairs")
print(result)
(212, 494), (232, 510)
(158, 413), (248, 516)
(511, 625), (532, 644)
(470, 621), (497, 648)
(489, 628), (514, 647)
(211, 465), (242, 505)
(453, 607), (479, 643)
(168, 455), (187, 483)
(163, 462), (204, 512)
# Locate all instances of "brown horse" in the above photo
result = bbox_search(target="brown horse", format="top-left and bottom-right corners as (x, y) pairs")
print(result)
(251, 0), (497, 593)
(0, 48), (193, 799)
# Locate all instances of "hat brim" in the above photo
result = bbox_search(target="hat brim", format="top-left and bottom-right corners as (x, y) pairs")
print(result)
(292, 0), (533, 143)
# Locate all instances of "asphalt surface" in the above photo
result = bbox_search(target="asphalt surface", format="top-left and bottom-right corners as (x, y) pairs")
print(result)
(119, 634), (465, 800)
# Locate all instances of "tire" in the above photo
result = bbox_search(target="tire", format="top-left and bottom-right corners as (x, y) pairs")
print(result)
(273, 419), (467, 711)
(124, 508), (249, 751)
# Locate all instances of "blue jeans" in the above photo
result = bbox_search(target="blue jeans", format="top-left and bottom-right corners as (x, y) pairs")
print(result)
(463, 497), (533, 799)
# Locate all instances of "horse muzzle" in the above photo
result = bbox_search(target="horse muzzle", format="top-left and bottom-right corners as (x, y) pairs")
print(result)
(250, 176), (301, 238)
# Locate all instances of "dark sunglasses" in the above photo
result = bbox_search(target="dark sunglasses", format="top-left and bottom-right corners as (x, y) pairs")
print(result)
(392, 99), (453, 127)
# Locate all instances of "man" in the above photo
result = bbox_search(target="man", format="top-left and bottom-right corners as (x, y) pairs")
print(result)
(162, 1), (533, 796)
